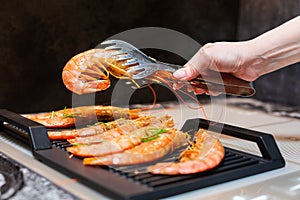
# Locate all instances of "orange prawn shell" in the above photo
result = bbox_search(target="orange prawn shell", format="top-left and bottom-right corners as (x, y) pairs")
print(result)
(24, 105), (141, 129)
(147, 129), (225, 175)
(62, 49), (111, 95)
(62, 49), (130, 95)
(82, 128), (189, 165)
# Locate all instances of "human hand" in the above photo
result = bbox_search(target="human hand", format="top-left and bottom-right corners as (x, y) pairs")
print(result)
(173, 41), (262, 95)
(173, 16), (300, 95)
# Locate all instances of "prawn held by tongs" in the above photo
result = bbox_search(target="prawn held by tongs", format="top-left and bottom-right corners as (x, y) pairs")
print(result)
(61, 40), (255, 115)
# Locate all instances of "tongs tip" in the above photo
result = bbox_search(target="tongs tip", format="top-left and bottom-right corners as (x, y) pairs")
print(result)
(101, 40), (117, 45)
(101, 39), (131, 47)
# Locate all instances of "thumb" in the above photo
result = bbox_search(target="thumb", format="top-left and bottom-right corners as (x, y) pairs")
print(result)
(172, 65), (198, 80)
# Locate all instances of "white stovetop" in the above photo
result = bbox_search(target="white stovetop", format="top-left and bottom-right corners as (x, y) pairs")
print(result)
(1, 100), (300, 200)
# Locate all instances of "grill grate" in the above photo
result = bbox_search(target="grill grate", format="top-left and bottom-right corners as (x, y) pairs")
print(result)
(0, 109), (286, 200)
(118, 149), (260, 188)
(51, 139), (262, 190)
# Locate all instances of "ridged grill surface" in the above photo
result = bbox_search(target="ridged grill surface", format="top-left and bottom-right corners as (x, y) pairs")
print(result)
(52, 140), (260, 188)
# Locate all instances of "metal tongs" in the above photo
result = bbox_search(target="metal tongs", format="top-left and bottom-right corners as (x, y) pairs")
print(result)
(101, 40), (255, 97)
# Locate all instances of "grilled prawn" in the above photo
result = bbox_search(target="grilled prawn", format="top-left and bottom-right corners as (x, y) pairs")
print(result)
(66, 120), (174, 158)
(61, 48), (188, 96)
(83, 128), (189, 165)
(61, 48), (207, 114)
(62, 49), (110, 95)
(67, 115), (173, 144)
(147, 129), (224, 175)
(24, 105), (140, 128)
(48, 118), (131, 140)
(62, 49), (129, 95)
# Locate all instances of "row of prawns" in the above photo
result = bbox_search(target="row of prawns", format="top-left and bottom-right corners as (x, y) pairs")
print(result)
(26, 105), (224, 175)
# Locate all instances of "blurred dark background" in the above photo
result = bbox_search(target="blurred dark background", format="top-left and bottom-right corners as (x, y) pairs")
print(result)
(0, 0), (299, 113)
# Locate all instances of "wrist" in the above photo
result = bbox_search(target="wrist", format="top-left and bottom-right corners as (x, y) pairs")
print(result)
(230, 40), (267, 81)
(246, 16), (300, 77)
(247, 38), (300, 77)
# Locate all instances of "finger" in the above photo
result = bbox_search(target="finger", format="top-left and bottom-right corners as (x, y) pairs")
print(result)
(185, 47), (212, 77)
(173, 47), (211, 80)
(172, 68), (188, 80)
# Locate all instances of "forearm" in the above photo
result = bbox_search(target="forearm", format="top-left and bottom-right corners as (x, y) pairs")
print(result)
(248, 16), (300, 76)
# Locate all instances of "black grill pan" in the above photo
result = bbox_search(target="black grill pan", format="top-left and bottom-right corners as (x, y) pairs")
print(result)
(0, 109), (285, 200)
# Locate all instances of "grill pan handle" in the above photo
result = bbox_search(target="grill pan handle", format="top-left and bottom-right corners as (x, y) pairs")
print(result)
(0, 109), (51, 151)
(182, 118), (285, 162)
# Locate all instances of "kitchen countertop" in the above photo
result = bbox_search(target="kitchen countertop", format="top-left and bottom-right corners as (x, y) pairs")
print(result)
(1, 97), (300, 199)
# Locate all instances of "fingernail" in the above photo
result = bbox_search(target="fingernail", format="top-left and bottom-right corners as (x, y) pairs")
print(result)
(173, 69), (186, 79)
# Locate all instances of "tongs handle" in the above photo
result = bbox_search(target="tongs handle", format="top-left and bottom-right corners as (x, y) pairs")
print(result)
(157, 61), (255, 97)
(189, 71), (255, 97)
